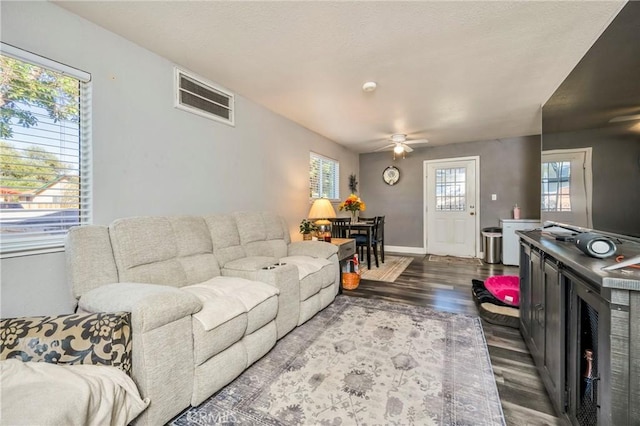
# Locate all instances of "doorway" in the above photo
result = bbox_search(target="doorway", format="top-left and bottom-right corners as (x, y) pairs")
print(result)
(424, 156), (479, 257)
(541, 148), (592, 228)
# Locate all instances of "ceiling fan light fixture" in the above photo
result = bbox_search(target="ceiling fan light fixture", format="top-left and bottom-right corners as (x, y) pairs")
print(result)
(362, 81), (377, 92)
(391, 133), (406, 143)
(393, 144), (405, 154)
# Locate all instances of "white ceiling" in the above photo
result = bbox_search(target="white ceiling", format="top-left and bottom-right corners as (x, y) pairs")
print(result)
(54, 1), (626, 153)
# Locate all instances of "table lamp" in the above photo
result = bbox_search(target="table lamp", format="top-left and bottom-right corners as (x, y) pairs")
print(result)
(308, 198), (336, 242)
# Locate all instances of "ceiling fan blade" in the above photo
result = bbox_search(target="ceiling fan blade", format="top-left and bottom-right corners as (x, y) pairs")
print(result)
(374, 143), (395, 152)
(403, 144), (414, 153)
(405, 138), (429, 145)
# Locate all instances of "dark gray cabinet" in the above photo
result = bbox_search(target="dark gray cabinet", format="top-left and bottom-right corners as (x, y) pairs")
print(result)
(543, 258), (564, 414)
(529, 249), (545, 366)
(518, 230), (640, 425)
(564, 270), (609, 426)
(519, 243), (532, 337)
(519, 244), (565, 415)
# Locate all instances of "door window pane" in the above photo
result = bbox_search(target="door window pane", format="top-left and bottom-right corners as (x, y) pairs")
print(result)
(435, 167), (466, 211)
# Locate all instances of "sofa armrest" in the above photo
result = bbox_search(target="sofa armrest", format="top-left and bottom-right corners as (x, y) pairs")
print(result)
(288, 240), (338, 259)
(0, 311), (132, 375)
(78, 283), (202, 333)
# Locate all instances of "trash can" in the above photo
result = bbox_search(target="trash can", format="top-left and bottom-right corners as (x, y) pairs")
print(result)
(482, 227), (503, 264)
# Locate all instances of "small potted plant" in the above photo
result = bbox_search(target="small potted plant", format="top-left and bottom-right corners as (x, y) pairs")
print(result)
(299, 219), (317, 240)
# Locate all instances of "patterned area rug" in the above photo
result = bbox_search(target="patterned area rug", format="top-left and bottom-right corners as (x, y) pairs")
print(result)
(429, 255), (483, 265)
(359, 255), (413, 282)
(171, 297), (505, 426)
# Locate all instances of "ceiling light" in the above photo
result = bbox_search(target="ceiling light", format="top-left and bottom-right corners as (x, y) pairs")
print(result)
(393, 144), (405, 154)
(362, 81), (377, 92)
(391, 133), (406, 143)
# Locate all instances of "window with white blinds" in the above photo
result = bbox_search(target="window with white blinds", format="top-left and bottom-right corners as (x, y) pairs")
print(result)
(0, 44), (92, 256)
(309, 152), (339, 200)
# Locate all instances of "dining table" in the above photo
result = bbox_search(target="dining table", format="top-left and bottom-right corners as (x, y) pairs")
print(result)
(347, 222), (375, 269)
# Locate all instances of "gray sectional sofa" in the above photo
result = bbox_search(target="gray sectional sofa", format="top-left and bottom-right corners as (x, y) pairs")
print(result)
(65, 211), (339, 425)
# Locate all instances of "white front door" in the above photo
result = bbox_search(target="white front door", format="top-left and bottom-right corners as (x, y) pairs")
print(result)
(425, 157), (478, 257)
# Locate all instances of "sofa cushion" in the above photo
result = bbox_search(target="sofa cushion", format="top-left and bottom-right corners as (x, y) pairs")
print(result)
(169, 216), (221, 283)
(184, 277), (279, 334)
(234, 211), (268, 244)
(110, 216), (222, 287)
(0, 312), (132, 376)
(299, 274), (324, 301)
(205, 214), (246, 267)
(280, 256), (331, 280)
(110, 217), (177, 271)
(182, 283), (247, 332)
(66, 226), (119, 299)
(183, 277), (279, 365)
(191, 313), (247, 366)
(235, 212), (288, 258)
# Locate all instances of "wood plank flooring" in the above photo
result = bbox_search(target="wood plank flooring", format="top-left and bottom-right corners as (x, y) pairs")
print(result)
(343, 254), (564, 426)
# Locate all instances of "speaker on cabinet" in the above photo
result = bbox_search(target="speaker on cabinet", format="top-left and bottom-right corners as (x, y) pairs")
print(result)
(575, 232), (617, 259)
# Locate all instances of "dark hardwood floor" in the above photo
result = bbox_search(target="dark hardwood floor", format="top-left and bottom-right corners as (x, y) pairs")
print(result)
(344, 254), (564, 426)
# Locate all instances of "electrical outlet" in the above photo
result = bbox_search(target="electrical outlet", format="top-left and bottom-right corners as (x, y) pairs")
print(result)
(491, 194), (497, 201)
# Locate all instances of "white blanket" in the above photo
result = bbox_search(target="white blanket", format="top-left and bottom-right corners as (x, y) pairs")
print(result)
(0, 359), (149, 426)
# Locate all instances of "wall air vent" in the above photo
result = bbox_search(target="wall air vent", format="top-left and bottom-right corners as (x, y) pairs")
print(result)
(175, 67), (234, 126)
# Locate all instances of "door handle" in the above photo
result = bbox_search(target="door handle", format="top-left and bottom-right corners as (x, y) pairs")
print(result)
(470, 212), (475, 216)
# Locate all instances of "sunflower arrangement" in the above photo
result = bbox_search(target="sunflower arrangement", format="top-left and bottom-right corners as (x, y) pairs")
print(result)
(339, 194), (366, 213)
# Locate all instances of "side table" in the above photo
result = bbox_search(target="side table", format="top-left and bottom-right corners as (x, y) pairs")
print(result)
(329, 238), (356, 293)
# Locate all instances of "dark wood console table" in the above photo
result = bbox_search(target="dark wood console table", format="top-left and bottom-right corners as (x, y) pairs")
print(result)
(518, 230), (640, 425)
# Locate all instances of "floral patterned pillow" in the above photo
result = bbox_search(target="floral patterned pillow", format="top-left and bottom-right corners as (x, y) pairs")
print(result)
(0, 312), (132, 376)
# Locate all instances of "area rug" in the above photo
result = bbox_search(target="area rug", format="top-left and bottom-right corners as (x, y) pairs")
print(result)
(359, 255), (413, 282)
(429, 254), (483, 266)
(170, 296), (505, 426)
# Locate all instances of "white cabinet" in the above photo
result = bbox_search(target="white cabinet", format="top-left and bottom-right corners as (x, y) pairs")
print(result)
(500, 219), (540, 265)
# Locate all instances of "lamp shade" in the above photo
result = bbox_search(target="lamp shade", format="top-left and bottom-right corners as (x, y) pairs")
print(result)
(308, 198), (336, 220)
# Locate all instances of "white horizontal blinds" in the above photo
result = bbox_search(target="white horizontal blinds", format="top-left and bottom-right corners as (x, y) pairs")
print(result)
(309, 152), (339, 200)
(0, 45), (91, 255)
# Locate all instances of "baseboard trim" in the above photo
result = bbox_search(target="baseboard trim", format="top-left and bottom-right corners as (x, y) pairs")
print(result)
(385, 245), (427, 255)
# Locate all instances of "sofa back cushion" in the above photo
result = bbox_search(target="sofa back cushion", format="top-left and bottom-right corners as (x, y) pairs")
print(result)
(168, 216), (221, 283)
(205, 214), (246, 267)
(67, 225), (120, 299)
(234, 212), (288, 258)
(110, 216), (219, 287)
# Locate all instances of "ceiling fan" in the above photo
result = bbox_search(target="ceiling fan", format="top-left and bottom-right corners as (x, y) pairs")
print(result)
(375, 134), (429, 159)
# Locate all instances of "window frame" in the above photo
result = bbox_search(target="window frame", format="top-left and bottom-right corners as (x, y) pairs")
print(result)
(0, 43), (92, 257)
(309, 152), (340, 201)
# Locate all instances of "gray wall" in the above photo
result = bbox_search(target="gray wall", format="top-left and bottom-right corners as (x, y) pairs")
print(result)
(359, 135), (541, 251)
(0, 2), (358, 318)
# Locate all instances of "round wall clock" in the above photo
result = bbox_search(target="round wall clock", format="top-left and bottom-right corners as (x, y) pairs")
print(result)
(382, 166), (400, 185)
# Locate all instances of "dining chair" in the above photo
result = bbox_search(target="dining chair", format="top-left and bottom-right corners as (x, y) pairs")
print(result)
(331, 217), (351, 238)
(353, 216), (380, 268)
(376, 215), (385, 263)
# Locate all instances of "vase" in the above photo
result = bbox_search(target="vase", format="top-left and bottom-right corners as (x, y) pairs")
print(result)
(302, 233), (312, 241)
(351, 211), (358, 223)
